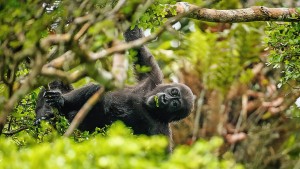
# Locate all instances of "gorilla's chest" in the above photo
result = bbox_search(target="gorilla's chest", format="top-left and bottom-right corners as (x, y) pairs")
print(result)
(101, 92), (167, 135)
(103, 102), (154, 134)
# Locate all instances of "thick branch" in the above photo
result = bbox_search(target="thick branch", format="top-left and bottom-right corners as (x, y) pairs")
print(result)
(175, 2), (300, 22)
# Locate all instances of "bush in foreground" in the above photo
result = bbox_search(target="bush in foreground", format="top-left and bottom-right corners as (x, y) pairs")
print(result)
(0, 122), (243, 169)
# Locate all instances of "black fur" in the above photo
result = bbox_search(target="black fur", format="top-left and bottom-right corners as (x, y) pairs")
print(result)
(40, 27), (194, 150)
(35, 81), (73, 125)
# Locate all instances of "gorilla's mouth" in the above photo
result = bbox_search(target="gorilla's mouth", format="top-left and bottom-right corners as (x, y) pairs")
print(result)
(154, 95), (159, 107)
(147, 93), (168, 109)
(146, 95), (160, 108)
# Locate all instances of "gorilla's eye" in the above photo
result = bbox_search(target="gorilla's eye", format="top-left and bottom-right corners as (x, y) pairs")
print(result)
(171, 100), (180, 108)
(170, 88), (179, 96)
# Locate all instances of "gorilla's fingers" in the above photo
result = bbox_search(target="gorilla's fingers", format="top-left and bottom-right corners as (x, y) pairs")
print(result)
(44, 93), (64, 108)
(45, 99), (58, 106)
(43, 91), (61, 98)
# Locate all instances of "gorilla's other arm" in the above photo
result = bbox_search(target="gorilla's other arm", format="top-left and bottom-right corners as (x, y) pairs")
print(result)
(44, 84), (100, 113)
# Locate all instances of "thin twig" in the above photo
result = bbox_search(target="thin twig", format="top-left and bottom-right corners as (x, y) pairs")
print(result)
(40, 34), (71, 49)
(192, 90), (206, 142)
(41, 67), (87, 83)
(230, 94), (248, 149)
(44, 50), (75, 69)
(74, 22), (91, 41)
(2, 126), (29, 136)
(105, 0), (126, 17)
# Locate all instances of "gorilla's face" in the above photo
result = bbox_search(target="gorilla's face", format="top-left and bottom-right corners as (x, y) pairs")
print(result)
(144, 83), (194, 122)
(146, 87), (182, 111)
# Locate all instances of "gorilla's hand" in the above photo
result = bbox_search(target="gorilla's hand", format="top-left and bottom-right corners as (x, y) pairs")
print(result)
(44, 90), (64, 109)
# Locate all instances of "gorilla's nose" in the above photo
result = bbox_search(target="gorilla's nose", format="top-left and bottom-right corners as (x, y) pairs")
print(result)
(158, 93), (168, 105)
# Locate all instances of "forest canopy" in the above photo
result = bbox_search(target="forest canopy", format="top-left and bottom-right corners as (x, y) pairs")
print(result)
(1, 0), (300, 168)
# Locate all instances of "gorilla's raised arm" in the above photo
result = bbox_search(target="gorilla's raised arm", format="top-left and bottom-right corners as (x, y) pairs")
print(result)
(124, 27), (163, 87)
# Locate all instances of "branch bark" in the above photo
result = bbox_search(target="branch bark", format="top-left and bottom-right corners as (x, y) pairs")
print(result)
(174, 2), (300, 22)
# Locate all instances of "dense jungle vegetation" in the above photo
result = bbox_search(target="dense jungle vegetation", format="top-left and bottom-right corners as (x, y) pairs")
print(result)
(1, 0), (300, 168)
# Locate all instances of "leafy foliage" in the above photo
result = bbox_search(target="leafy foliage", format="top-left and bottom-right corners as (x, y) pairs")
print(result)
(0, 122), (243, 169)
(180, 23), (264, 93)
(1, 0), (300, 169)
(138, 0), (176, 30)
(266, 22), (300, 86)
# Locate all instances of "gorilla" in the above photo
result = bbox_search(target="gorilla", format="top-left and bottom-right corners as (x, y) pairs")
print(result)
(37, 27), (194, 149)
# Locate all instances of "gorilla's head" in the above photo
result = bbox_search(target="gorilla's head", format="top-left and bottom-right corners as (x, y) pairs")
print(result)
(144, 83), (194, 122)
(48, 80), (73, 93)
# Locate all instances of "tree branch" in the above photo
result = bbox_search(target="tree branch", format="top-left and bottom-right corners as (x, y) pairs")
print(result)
(0, 52), (47, 134)
(174, 2), (300, 22)
(88, 12), (185, 61)
(41, 67), (87, 83)
(192, 89), (206, 142)
(2, 126), (29, 136)
(88, 27), (165, 60)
